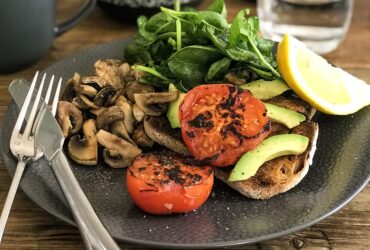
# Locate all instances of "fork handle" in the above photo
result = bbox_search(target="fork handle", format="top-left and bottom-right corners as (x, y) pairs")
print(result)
(50, 149), (120, 250)
(0, 161), (26, 242)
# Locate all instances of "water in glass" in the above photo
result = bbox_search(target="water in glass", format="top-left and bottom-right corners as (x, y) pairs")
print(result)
(257, 0), (353, 54)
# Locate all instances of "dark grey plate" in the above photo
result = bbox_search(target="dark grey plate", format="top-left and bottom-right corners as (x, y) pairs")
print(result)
(1, 39), (369, 249)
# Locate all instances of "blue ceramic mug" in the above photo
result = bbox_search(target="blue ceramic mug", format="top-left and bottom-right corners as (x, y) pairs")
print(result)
(0, 0), (96, 73)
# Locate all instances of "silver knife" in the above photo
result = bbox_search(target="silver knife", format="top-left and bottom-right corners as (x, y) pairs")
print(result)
(9, 79), (120, 250)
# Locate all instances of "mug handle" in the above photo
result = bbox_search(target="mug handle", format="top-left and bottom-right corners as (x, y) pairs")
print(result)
(54, 0), (97, 37)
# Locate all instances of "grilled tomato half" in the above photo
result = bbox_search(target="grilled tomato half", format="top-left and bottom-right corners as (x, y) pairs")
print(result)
(126, 151), (214, 214)
(179, 84), (271, 166)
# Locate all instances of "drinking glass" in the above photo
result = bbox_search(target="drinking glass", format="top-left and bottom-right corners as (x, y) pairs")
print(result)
(257, 0), (353, 54)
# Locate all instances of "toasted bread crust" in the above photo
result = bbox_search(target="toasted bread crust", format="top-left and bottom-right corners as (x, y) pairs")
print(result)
(144, 116), (190, 155)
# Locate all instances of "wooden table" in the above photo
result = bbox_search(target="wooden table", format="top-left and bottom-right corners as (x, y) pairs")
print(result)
(0, 0), (369, 249)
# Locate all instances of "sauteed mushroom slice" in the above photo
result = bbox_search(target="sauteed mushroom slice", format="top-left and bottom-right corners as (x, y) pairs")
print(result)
(111, 121), (136, 144)
(72, 96), (90, 110)
(125, 81), (155, 103)
(79, 94), (100, 110)
(57, 101), (83, 137)
(68, 119), (98, 165)
(94, 59), (124, 90)
(61, 72), (80, 101)
(93, 86), (116, 107)
(89, 107), (107, 118)
(132, 123), (153, 148)
(96, 106), (124, 130)
(132, 104), (145, 122)
(115, 96), (135, 134)
(74, 83), (98, 98)
(81, 75), (109, 88)
(96, 130), (141, 168)
(134, 91), (179, 116)
(119, 62), (131, 77)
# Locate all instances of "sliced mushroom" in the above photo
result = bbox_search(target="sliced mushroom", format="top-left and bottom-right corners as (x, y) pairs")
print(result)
(96, 130), (142, 168)
(81, 75), (109, 88)
(71, 96), (90, 110)
(94, 59), (124, 90)
(131, 68), (144, 81)
(89, 107), (107, 118)
(119, 62), (131, 77)
(61, 72), (80, 101)
(132, 104), (145, 122)
(132, 123), (153, 148)
(96, 106), (124, 130)
(79, 94), (100, 109)
(74, 84), (98, 98)
(68, 119), (98, 165)
(134, 91), (179, 116)
(57, 101), (83, 137)
(125, 81), (154, 103)
(115, 96), (135, 134)
(110, 121), (135, 144)
(93, 86), (116, 107)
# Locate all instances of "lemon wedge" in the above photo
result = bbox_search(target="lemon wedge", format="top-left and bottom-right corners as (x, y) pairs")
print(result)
(277, 34), (370, 115)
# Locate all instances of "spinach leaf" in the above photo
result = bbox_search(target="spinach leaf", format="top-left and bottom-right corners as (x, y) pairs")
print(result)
(124, 42), (151, 65)
(161, 7), (229, 30)
(207, 0), (227, 19)
(167, 45), (223, 85)
(145, 13), (172, 32)
(204, 25), (229, 52)
(230, 9), (281, 78)
(206, 57), (231, 81)
(137, 16), (156, 42)
(150, 40), (173, 62)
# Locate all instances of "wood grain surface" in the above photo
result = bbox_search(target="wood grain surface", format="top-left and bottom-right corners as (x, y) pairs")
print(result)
(0, 0), (369, 249)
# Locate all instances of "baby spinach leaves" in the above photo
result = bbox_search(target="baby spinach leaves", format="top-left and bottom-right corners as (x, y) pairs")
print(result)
(168, 46), (223, 85)
(206, 57), (232, 82)
(229, 9), (280, 79)
(124, 0), (280, 90)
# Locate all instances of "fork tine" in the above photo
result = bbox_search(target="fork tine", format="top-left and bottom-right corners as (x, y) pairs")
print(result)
(12, 71), (39, 133)
(22, 73), (46, 138)
(44, 75), (55, 105)
(31, 75), (56, 135)
(51, 77), (62, 116)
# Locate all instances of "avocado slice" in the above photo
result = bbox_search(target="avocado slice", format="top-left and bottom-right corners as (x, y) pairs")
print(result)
(240, 79), (290, 100)
(228, 134), (309, 182)
(167, 83), (186, 128)
(265, 103), (306, 129)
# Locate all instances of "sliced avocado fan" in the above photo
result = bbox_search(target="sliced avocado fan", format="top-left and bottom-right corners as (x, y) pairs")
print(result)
(228, 134), (309, 182)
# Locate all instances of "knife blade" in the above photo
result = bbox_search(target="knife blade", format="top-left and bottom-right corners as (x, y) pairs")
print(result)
(9, 79), (120, 250)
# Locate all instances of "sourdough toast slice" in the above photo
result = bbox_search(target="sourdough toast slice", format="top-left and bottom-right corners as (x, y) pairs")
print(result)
(144, 116), (190, 155)
(214, 95), (319, 199)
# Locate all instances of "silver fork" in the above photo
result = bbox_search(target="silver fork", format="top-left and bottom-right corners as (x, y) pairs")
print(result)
(0, 72), (61, 242)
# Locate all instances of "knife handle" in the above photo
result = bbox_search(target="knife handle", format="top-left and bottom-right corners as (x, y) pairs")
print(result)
(50, 149), (120, 250)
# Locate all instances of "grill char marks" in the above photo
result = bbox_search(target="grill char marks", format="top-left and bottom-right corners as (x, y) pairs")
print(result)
(186, 131), (196, 138)
(132, 151), (213, 188)
(221, 122), (244, 141)
(188, 111), (214, 128)
(164, 165), (185, 185)
(218, 85), (239, 110)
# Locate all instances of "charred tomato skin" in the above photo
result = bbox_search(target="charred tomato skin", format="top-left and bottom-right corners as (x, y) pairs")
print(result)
(126, 152), (214, 215)
(179, 84), (271, 167)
